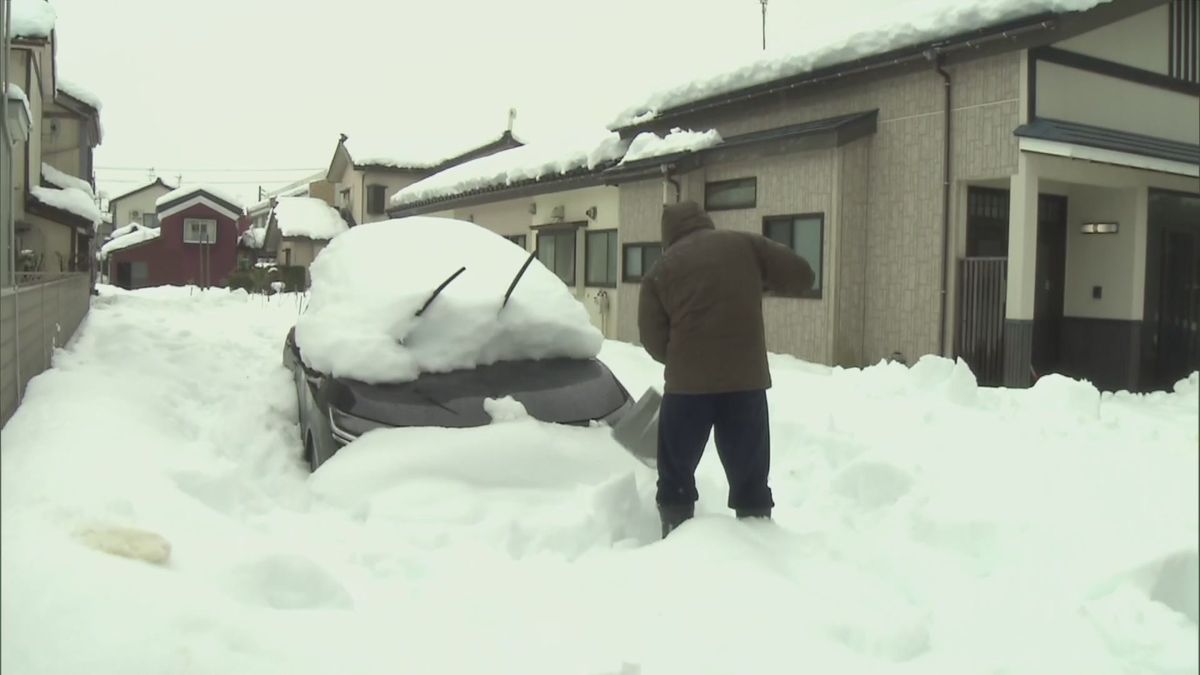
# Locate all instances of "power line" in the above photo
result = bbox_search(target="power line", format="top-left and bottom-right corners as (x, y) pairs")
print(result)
(96, 177), (305, 185)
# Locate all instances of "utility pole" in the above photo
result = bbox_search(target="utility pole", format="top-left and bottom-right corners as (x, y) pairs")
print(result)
(760, 0), (768, 50)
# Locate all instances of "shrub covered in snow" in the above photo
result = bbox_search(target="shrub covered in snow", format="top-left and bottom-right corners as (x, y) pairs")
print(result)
(294, 217), (603, 383)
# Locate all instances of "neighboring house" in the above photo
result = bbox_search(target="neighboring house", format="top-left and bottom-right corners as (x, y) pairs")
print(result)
(106, 185), (247, 289)
(106, 176), (176, 230)
(325, 122), (523, 227)
(600, 0), (1198, 393)
(245, 171), (333, 232)
(261, 196), (349, 270)
(7, 7), (104, 275)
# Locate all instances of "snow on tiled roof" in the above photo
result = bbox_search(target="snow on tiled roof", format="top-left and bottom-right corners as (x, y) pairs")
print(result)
(619, 128), (723, 164)
(344, 129), (517, 170)
(271, 197), (349, 241)
(42, 163), (95, 198)
(608, 0), (1108, 128)
(8, 0), (56, 40)
(56, 77), (102, 111)
(30, 185), (104, 226)
(100, 224), (160, 258)
(389, 131), (628, 209)
(156, 184), (247, 211)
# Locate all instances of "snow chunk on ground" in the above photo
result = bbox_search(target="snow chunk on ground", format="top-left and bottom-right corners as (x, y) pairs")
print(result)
(30, 185), (104, 225)
(608, 0), (1108, 128)
(56, 77), (102, 111)
(240, 227), (267, 250)
(100, 224), (160, 258)
(484, 396), (529, 423)
(8, 0), (56, 39)
(4, 84), (32, 122)
(295, 217), (603, 383)
(42, 163), (95, 197)
(390, 131), (628, 208)
(1025, 373), (1101, 420)
(620, 128), (722, 164)
(155, 184), (247, 210)
(271, 197), (348, 240)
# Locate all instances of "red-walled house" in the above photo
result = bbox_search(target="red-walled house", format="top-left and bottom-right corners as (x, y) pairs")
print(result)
(106, 186), (247, 289)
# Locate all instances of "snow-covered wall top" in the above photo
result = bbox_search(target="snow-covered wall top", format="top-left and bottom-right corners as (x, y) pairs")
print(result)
(4, 84), (32, 122)
(345, 130), (515, 170)
(42, 163), (95, 197)
(8, 0), (56, 40)
(30, 186), (104, 226)
(56, 77), (103, 111)
(272, 197), (349, 241)
(608, 0), (1109, 128)
(156, 185), (247, 211)
(389, 132), (629, 209)
(620, 128), (723, 164)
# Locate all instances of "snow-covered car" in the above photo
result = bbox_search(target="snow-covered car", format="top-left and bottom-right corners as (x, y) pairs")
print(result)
(282, 217), (633, 471)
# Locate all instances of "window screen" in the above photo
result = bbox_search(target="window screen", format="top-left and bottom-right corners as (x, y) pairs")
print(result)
(585, 230), (618, 287)
(536, 229), (576, 285)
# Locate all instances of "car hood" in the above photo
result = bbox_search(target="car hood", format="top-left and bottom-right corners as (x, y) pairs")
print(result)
(327, 358), (630, 428)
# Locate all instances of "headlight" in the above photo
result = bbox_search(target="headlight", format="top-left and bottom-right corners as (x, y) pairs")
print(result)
(328, 407), (389, 445)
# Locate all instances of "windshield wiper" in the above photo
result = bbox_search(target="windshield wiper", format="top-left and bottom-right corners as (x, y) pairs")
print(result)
(500, 249), (538, 312)
(416, 266), (466, 317)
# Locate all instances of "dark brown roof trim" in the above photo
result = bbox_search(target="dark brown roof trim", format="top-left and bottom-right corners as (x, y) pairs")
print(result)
(107, 178), (174, 204)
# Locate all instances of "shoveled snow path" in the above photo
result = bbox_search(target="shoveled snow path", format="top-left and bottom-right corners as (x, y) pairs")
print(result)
(1, 286), (1196, 675)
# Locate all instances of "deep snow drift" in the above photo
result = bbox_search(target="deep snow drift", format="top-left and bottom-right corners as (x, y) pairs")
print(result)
(1, 286), (1195, 675)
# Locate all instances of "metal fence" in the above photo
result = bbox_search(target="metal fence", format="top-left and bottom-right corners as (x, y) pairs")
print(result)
(956, 257), (1007, 387)
(0, 273), (92, 427)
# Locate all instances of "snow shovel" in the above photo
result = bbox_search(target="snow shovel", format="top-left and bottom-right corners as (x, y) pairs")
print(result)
(610, 387), (661, 469)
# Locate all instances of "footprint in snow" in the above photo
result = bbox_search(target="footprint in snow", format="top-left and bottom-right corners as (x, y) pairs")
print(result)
(222, 553), (353, 610)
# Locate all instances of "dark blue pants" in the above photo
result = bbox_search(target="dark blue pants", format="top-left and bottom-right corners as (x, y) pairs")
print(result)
(656, 389), (774, 513)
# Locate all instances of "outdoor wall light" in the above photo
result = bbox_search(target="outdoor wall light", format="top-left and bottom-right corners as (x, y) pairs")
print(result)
(1081, 222), (1119, 234)
(586, 206), (598, 220)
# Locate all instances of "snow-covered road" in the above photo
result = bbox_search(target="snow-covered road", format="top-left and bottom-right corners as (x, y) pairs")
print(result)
(2, 286), (1196, 675)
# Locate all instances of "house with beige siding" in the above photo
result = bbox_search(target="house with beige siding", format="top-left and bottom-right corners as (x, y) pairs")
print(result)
(324, 126), (523, 227)
(603, 0), (1196, 393)
(390, 0), (1198, 393)
(106, 177), (176, 232)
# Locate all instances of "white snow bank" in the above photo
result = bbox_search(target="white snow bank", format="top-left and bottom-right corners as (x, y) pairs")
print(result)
(8, 0), (56, 39)
(100, 224), (160, 257)
(271, 197), (348, 240)
(155, 184), (247, 210)
(41, 162), (95, 197)
(620, 128), (723, 164)
(0, 287), (1195, 674)
(609, 0), (1108, 127)
(4, 84), (32, 122)
(345, 129), (512, 170)
(390, 131), (628, 208)
(30, 185), (104, 225)
(295, 217), (603, 383)
(56, 77), (102, 111)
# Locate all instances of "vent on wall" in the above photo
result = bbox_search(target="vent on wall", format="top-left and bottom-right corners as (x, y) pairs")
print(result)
(550, 205), (565, 222)
(1170, 0), (1199, 83)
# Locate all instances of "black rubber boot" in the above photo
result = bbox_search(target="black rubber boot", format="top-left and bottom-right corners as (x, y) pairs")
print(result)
(735, 507), (771, 520)
(659, 503), (694, 538)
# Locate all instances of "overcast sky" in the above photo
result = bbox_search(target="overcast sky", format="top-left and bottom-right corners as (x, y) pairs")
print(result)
(45, 0), (892, 207)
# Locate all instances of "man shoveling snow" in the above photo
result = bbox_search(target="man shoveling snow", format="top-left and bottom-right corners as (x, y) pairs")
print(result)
(635, 200), (815, 537)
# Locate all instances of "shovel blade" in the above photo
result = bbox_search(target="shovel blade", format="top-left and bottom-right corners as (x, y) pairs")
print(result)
(610, 387), (661, 468)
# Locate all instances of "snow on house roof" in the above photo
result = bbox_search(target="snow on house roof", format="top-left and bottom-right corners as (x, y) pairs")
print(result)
(106, 177), (178, 203)
(30, 185), (104, 226)
(8, 0), (56, 40)
(4, 84), (33, 123)
(155, 184), (247, 211)
(619, 128), (723, 164)
(100, 224), (160, 258)
(389, 131), (629, 209)
(608, 0), (1108, 128)
(42, 163), (95, 198)
(240, 227), (268, 250)
(344, 129), (520, 170)
(271, 197), (349, 241)
(56, 77), (103, 111)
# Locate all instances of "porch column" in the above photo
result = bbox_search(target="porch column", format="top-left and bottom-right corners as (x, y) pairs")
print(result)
(1003, 153), (1038, 387)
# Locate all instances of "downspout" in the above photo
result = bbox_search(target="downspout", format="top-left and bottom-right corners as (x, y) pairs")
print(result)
(928, 50), (952, 357)
(661, 164), (680, 203)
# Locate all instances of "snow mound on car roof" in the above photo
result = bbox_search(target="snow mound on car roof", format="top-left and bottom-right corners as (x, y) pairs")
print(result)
(294, 217), (603, 384)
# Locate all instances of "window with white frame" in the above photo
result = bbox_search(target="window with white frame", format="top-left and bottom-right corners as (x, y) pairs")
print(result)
(183, 218), (218, 244)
